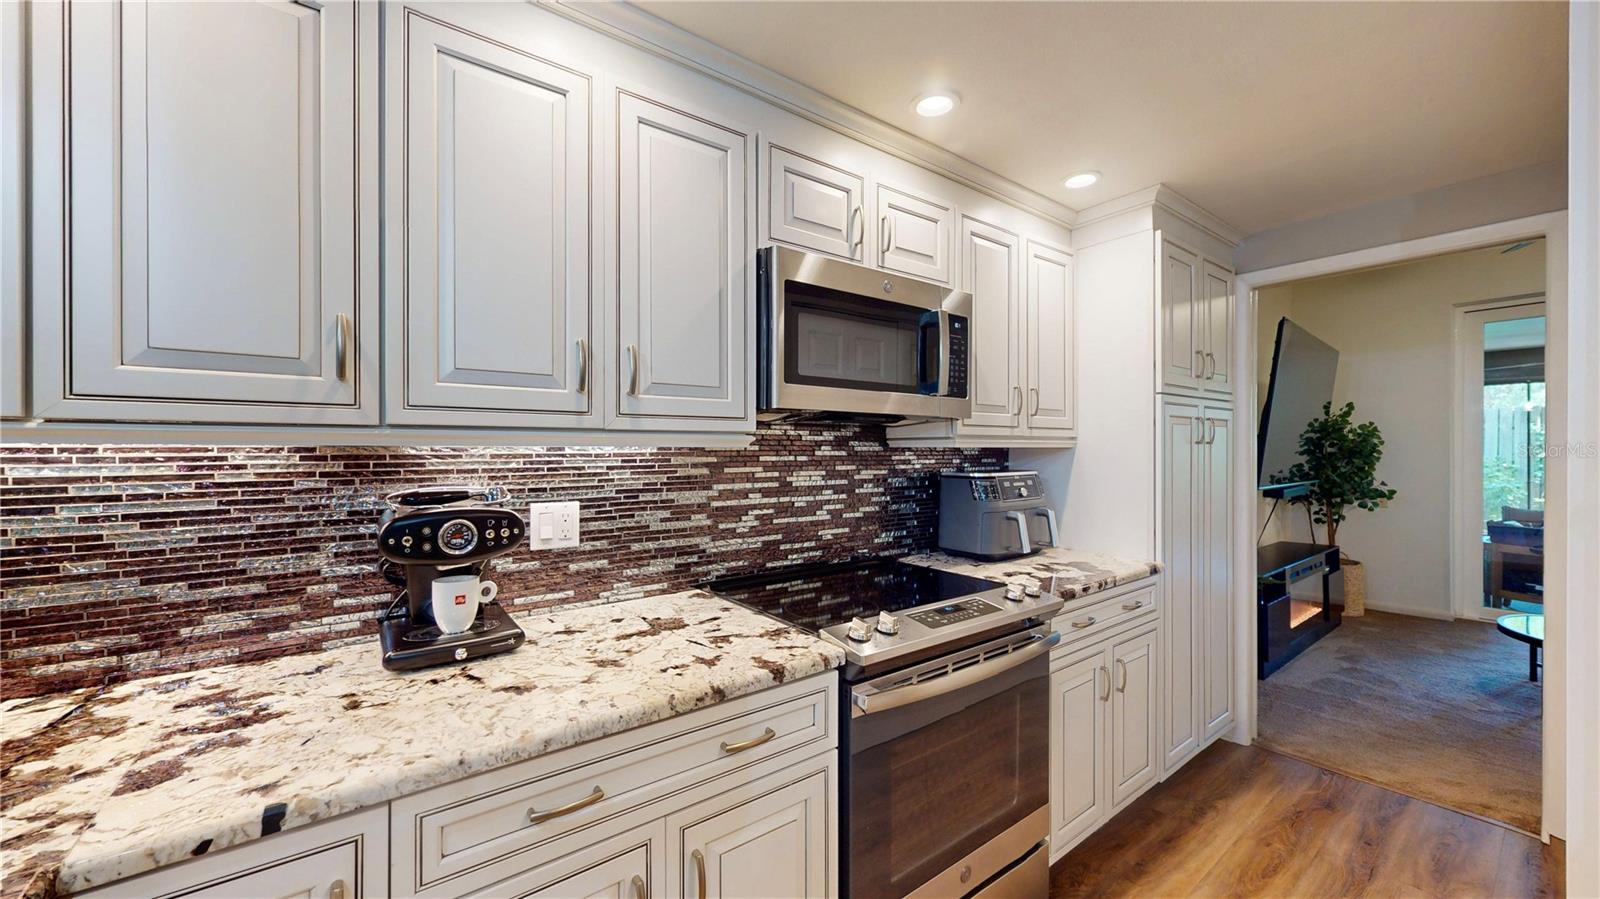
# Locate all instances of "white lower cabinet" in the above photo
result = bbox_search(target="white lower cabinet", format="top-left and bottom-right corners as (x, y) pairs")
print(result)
(76, 806), (387, 899)
(1048, 597), (1159, 862)
(670, 764), (834, 899)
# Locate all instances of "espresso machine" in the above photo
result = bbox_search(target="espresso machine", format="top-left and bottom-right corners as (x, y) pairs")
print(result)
(375, 486), (526, 671)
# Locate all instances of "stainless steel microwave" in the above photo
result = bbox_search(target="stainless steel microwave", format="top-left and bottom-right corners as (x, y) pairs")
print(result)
(756, 246), (972, 419)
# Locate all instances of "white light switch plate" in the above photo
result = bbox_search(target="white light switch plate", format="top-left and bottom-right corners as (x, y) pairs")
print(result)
(528, 501), (581, 549)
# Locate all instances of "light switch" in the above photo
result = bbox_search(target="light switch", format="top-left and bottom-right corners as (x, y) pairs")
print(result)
(528, 501), (581, 549)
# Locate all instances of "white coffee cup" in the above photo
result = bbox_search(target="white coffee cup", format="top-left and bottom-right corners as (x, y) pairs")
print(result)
(431, 574), (498, 635)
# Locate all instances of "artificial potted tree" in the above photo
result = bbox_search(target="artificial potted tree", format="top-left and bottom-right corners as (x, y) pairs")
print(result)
(1281, 401), (1398, 616)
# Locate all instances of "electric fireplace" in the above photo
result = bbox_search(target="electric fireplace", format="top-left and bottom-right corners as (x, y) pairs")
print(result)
(1258, 542), (1342, 678)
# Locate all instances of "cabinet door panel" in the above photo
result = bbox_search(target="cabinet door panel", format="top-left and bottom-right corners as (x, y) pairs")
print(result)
(1050, 651), (1107, 851)
(1201, 260), (1234, 398)
(1111, 628), (1158, 806)
(474, 824), (662, 899)
(961, 216), (1020, 429)
(617, 92), (751, 421)
(768, 146), (862, 261)
(398, 14), (591, 419)
(1161, 397), (1203, 772)
(1203, 408), (1235, 740)
(877, 184), (951, 284)
(64, 0), (362, 409)
(674, 769), (831, 899)
(1025, 240), (1074, 433)
(1159, 238), (1202, 394)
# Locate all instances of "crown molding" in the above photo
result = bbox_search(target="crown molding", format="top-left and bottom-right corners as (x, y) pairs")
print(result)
(1075, 184), (1243, 247)
(544, 0), (1079, 229)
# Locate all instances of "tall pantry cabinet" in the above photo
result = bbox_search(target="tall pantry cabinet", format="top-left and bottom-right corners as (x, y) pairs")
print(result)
(1068, 188), (1240, 783)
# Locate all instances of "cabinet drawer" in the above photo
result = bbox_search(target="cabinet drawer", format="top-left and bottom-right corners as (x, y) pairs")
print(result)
(393, 679), (833, 896)
(75, 806), (386, 899)
(1053, 582), (1158, 648)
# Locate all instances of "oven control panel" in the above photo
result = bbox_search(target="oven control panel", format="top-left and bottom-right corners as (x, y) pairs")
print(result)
(906, 598), (1001, 629)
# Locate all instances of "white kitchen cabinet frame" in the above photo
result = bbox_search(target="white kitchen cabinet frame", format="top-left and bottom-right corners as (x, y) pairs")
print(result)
(957, 215), (1022, 431)
(384, 4), (601, 427)
(668, 760), (837, 899)
(1, 0), (25, 418)
(875, 182), (953, 285)
(75, 806), (387, 899)
(1156, 233), (1234, 401)
(1024, 239), (1076, 435)
(766, 144), (866, 262)
(28, 0), (380, 424)
(609, 86), (756, 430)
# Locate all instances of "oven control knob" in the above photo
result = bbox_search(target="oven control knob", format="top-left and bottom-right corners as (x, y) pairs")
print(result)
(846, 617), (873, 643)
(875, 612), (899, 636)
(1024, 585), (1042, 598)
(1004, 587), (1023, 602)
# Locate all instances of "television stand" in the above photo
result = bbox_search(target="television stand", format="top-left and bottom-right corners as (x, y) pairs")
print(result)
(1258, 542), (1341, 679)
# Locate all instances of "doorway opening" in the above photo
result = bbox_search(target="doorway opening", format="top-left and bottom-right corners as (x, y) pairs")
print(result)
(1248, 239), (1547, 836)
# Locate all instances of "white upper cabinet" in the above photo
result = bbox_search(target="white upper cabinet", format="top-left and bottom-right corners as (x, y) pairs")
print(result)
(1200, 259), (1235, 399)
(961, 216), (1023, 430)
(767, 146), (864, 262)
(1159, 238), (1204, 396)
(388, 8), (596, 425)
(615, 91), (753, 426)
(876, 184), (953, 284)
(1025, 240), (1075, 434)
(34, 0), (377, 422)
(1159, 235), (1233, 400)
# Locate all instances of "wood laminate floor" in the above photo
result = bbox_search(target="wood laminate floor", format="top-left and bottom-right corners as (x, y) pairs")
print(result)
(1050, 741), (1564, 898)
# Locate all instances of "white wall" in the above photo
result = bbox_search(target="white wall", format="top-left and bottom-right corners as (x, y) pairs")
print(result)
(1254, 242), (1546, 617)
(1235, 161), (1567, 274)
(1023, 229), (1159, 561)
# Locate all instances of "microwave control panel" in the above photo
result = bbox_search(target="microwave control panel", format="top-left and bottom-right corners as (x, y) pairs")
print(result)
(946, 315), (969, 398)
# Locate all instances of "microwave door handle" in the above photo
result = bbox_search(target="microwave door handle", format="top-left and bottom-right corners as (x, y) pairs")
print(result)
(1033, 508), (1060, 548)
(1005, 511), (1032, 555)
(851, 632), (1061, 716)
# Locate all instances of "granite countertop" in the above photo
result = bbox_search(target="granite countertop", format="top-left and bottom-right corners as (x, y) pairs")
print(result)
(0, 591), (846, 898)
(903, 546), (1160, 601)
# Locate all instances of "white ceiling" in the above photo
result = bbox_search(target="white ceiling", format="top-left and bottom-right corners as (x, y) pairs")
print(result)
(631, 1), (1568, 236)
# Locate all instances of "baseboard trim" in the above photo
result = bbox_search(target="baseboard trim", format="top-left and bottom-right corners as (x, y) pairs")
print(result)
(1350, 602), (1457, 621)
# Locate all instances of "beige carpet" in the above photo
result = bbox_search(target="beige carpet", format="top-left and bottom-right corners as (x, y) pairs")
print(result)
(1257, 609), (1541, 833)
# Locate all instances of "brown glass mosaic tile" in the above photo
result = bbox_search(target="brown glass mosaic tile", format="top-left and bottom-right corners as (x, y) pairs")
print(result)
(0, 422), (1004, 698)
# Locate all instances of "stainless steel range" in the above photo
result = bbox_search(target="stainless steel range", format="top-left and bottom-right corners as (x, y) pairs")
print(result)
(708, 558), (1061, 899)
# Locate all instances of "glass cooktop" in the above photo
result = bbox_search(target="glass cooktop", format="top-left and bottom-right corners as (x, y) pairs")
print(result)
(706, 558), (1007, 633)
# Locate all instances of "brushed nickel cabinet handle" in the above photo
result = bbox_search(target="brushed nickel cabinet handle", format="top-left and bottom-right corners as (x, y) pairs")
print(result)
(626, 344), (639, 397)
(880, 214), (891, 254)
(720, 727), (776, 754)
(335, 314), (351, 382)
(692, 849), (707, 899)
(1121, 599), (1145, 611)
(1030, 387), (1040, 415)
(1012, 385), (1022, 415)
(1116, 659), (1128, 693)
(527, 786), (604, 824)
(576, 338), (588, 395)
(1098, 665), (1111, 702)
(1207, 419), (1218, 445)
(1194, 349), (1204, 378)
(1193, 415), (1204, 444)
(1070, 616), (1096, 629)
(1207, 351), (1218, 380)
(328, 880), (346, 899)
(847, 204), (862, 252)
(631, 874), (647, 899)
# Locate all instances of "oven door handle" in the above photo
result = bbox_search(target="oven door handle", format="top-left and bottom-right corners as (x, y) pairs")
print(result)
(851, 631), (1060, 717)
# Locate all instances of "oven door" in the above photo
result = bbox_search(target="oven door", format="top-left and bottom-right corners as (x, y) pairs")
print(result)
(844, 627), (1057, 899)
(759, 246), (970, 419)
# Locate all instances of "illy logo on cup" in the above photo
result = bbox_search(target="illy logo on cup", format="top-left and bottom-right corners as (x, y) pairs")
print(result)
(454, 594), (468, 605)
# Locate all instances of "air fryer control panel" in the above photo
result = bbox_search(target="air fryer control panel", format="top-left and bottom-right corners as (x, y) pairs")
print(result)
(967, 473), (1041, 502)
(378, 508), (525, 564)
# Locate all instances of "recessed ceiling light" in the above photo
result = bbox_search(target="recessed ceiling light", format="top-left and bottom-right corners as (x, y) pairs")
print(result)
(914, 93), (958, 118)
(1063, 171), (1100, 190)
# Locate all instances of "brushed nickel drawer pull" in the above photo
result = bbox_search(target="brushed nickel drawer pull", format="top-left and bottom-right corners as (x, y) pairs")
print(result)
(720, 727), (777, 754)
(328, 880), (346, 899)
(692, 849), (708, 899)
(1121, 599), (1145, 611)
(1070, 616), (1097, 629)
(335, 314), (351, 382)
(631, 874), (647, 899)
(527, 786), (604, 824)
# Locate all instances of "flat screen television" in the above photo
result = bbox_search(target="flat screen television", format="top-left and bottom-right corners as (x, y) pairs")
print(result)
(1257, 318), (1340, 496)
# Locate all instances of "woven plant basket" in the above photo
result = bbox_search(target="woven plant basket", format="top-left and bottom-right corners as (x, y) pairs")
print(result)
(1342, 558), (1366, 617)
